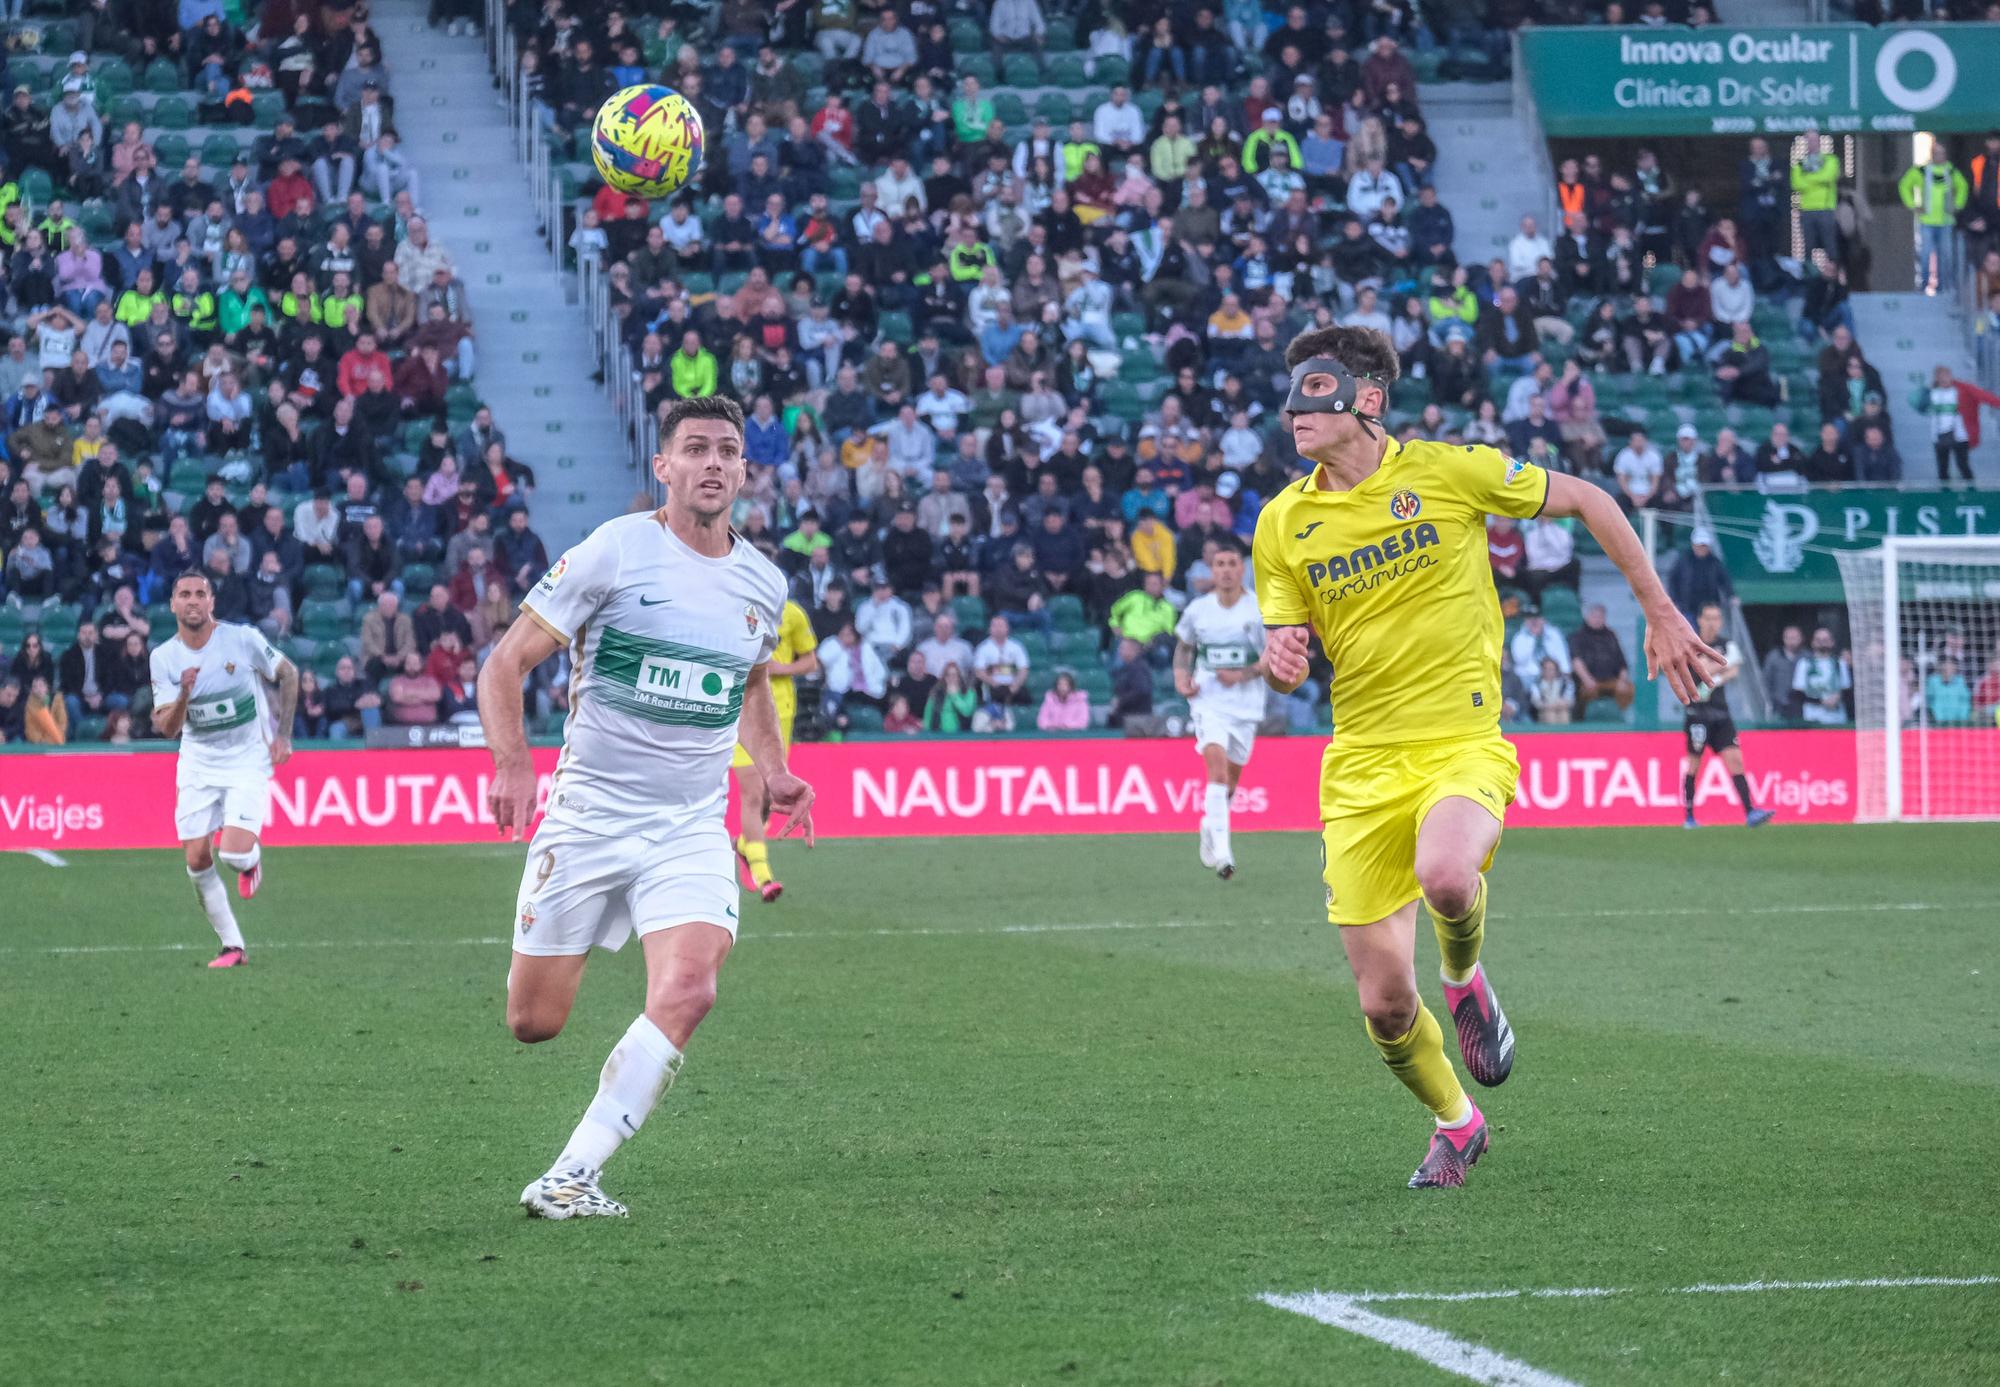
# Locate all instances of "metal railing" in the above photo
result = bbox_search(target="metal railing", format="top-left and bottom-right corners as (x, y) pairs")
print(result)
(484, 0), (656, 485)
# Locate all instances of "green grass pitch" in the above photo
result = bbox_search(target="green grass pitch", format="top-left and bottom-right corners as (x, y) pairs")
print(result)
(4, 825), (1996, 1385)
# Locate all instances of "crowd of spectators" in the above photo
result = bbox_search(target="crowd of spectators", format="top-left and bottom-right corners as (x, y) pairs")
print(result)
(0, 2), (528, 743)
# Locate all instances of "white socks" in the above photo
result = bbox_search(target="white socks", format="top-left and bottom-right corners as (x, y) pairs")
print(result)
(556, 1015), (685, 1173)
(187, 865), (244, 950)
(1204, 783), (1232, 860)
(217, 844), (260, 875)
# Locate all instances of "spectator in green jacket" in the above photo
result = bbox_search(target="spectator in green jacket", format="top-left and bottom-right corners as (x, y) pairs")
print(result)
(669, 329), (717, 398)
(951, 75), (994, 144)
(1900, 146), (1970, 295)
(1789, 130), (1841, 268)
(1108, 570), (1178, 662)
(1242, 108), (1302, 175)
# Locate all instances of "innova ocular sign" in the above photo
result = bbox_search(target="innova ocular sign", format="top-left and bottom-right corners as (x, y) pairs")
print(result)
(1521, 24), (1998, 136)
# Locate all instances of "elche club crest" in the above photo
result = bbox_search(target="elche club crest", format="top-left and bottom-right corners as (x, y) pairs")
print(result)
(744, 605), (761, 636)
(1388, 489), (1422, 521)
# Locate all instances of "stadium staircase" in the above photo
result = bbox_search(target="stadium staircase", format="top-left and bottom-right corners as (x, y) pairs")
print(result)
(373, 0), (628, 549)
(1849, 292), (1998, 483)
(1419, 82), (1546, 275)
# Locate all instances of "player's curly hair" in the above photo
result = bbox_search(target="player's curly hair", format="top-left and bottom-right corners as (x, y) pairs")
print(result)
(1283, 325), (1401, 385)
(659, 394), (745, 448)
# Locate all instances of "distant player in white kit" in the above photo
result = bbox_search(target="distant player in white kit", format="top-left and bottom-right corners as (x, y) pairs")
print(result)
(478, 396), (815, 1221)
(148, 570), (299, 967)
(1173, 537), (1265, 878)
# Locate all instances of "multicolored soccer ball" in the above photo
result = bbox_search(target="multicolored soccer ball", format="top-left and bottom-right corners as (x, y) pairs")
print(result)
(590, 85), (704, 198)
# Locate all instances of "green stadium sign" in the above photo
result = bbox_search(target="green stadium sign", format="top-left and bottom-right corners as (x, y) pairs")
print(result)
(1695, 489), (2000, 601)
(1521, 24), (2000, 137)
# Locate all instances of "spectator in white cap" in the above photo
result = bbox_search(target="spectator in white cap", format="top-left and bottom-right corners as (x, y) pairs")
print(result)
(65, 51), (96, 106)
(53, 78), (101, 153)
(1670, 423), (1705, 498)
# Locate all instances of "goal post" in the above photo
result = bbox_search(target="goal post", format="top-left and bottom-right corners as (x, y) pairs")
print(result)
(1835, 537), (2000, 823)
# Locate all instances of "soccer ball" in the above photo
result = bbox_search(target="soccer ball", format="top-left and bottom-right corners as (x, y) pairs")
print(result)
(590, 85), (704, 198)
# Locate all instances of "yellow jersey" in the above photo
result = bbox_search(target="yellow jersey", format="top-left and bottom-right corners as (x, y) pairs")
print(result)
(1251, 437), (1549, 748)
(769, 599), (816, 717)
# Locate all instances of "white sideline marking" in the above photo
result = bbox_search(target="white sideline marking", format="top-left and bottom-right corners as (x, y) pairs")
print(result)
(0, 898), (1978, 960)
(1261, 1292), (1583, 1387)
(19, 849), (67, 867)
(1262, 1274), (1997, 1385)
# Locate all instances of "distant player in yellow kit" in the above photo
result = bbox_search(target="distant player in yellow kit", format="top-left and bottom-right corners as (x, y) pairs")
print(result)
(733, 598), (818, 901)
(1251, 326), (1722, 1188)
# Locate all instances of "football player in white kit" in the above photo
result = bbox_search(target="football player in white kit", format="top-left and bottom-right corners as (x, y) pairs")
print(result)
(478, 396), (815, 1221)
(1172, 538), (1265, 879)
(148, 570), (299, 967)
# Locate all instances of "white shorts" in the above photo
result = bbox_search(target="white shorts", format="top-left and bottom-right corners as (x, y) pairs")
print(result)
(1191, 705), (1258, 767)
(174, 775), (270, 841)
(511, 817), (741, 957)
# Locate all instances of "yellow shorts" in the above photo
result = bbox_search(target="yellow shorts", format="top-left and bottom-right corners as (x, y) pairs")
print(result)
(1318, 733), (1519, 926)
(730, 693), (795, 770)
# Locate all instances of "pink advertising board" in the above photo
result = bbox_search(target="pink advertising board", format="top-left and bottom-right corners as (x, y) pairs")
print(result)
(4, 728), (1978, 852)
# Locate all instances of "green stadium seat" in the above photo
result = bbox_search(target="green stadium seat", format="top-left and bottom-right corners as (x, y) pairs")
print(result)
(876, 309), (913, 345)
(147, 606), (178, 640)
(1048, 594), (1087, 632)
(151, 96), (193, 130)
(1135, 89), (1165, 121)
(300, 601), (350, 641)
(251, 90), (286, 131)
(949, 17), (985, 53)
(74, 713), (107, 741)
(201, 132), (245, 169)
(845, 704), (885, 733)
(93, 59), (134, 103)
(1044, 18), (1077, 49)
(17, 167), (53, 208)
(1033, 91), (1073, 125)
(107, 93), (143, 129)
(1044, 54), (1087, 88)
(955, 54), (996, 87)
(1099, 381), (1145, 422)
(951, 595), (988, 630)
(0, 606), (24, 647)
(1002, 53), (1041, 86)
(1090, 55), (1129, 86)
(1110, 310), (1146, 342)
(1538, 587), (1583, 630)
(401, 563), (438, 595)
(144, 59), (182, 94)
(152, 132), (191, 168)
(992, 92), (1028, 126)
(826, 164), (863, 201)
(35, 604), (81, 646)
(302, 564), (345, 600)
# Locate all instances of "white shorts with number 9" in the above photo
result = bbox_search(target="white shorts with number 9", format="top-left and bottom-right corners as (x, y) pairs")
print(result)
(510, 818), (741, 957)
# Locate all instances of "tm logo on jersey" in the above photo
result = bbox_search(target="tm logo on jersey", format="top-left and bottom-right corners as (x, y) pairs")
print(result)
(638, 655), (733, 706)
(1388, 489), (1422, 521)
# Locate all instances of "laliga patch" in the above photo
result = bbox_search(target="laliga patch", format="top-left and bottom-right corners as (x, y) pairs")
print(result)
(1388, 489), (1422, 521)
(1504, 456), (1530, 484)
(537, 556), (569, 592)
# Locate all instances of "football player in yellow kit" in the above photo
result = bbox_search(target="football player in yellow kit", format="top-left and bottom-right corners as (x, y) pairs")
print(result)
(1251, 326), (1722, 1188)
(732, 598), (818, 901)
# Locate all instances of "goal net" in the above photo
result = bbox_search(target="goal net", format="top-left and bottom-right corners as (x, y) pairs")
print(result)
(1835, 538), (2000, 822)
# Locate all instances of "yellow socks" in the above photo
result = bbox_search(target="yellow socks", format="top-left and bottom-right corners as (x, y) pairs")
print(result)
(1429, 875), (1487, 986)
(1367, 1007), (1472, 1125)
(736, 836), (773, 886)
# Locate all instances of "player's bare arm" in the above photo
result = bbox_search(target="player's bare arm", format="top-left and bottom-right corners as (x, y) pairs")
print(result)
(153, 666), (200, 738)
(739, 664), (814, 844)
(1262, 625), (1312, 694)
(267, 658), (300, 765)
(477, 615), (565, 840)
(1172, 638), (1198, 698)
(1541, 472), (1725, 703)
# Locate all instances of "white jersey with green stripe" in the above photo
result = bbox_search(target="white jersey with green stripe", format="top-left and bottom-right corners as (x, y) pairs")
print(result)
(522, 510), (786, 840)
(1175, 589), (1267, 722)
(149, 621), (284, 783)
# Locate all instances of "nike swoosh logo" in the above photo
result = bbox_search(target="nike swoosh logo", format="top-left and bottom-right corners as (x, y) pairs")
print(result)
(1293, 521), (1323, 540)
(725, 906), (738, 919)
(621, 1112), (638, 1133)
(638, 596), (670, 607)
